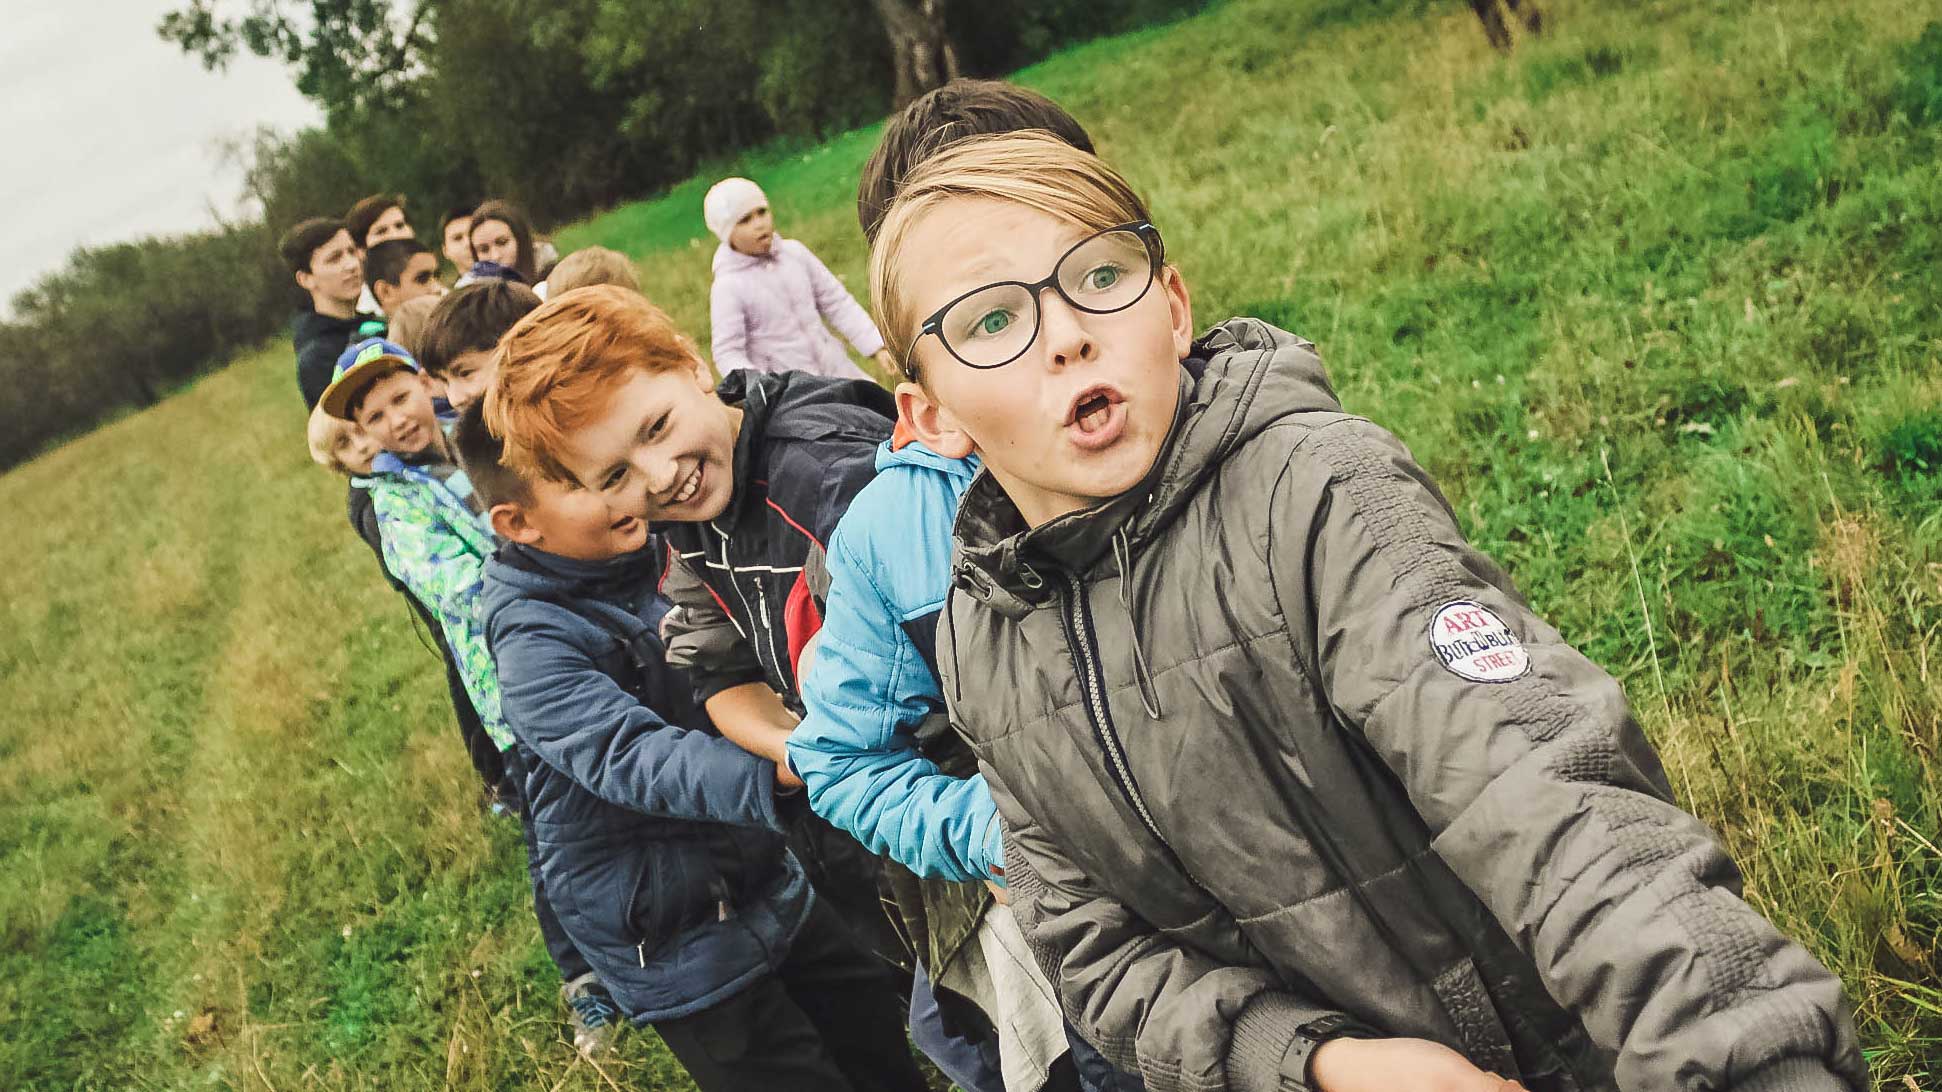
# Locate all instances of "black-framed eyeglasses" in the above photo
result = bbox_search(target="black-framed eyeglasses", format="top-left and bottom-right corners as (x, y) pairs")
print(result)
(902, 221), (1164, 376)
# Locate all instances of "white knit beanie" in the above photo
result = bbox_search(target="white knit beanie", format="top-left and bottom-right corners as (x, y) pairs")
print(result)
(703, 178), (769, 243)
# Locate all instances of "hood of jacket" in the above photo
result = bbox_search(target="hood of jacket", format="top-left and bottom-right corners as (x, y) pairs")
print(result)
(875, 436), (981, 479)
(952, 318), (1342, 617)
(480, 540), (663, 631)
(709, 367), (897, 530)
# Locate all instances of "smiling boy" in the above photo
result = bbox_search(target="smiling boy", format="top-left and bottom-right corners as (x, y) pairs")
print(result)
(321, 338), (624, 1053)
(869, 132), (1865, 1092)
(459, 405), (926, 1089)
(487, 285), (943, 1069)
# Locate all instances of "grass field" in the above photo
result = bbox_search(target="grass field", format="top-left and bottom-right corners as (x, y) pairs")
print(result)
(4, 0), (1940, 1086)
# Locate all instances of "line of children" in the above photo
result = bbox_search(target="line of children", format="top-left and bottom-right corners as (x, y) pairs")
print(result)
(305, 397), (506, 804)
(459, 347), (926, 1091)
(284, 76), (1865, 1091)
(314, 334), (630, 1053)
(862, 129), (1865, 1092)
(485, 285), (991, 1080)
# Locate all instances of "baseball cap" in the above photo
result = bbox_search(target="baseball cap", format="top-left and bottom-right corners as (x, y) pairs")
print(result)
(320, 337), (421, 421)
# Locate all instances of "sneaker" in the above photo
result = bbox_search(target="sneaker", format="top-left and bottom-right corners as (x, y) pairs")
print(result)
(562, 972), (620, 1057)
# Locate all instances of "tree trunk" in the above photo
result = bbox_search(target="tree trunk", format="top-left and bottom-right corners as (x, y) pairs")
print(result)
(871, 0), (961, 107)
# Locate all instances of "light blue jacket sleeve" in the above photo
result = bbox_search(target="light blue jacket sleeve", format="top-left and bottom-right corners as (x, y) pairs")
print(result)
(788, 468), (1001, 882)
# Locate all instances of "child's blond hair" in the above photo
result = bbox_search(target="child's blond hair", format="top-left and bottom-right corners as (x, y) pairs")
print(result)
(383, 294), (443, 357)
(867, 131), (1153, 377)
(306, 402), (362, 476)
(484, 285), (704, 482)
(544, 247), (642, 296)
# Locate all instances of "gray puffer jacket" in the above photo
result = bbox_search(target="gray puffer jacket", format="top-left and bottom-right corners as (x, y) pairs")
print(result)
(937, 319), (1864, 1092)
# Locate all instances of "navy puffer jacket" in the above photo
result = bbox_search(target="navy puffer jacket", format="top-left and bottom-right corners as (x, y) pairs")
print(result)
(481, 539), (809, 1024)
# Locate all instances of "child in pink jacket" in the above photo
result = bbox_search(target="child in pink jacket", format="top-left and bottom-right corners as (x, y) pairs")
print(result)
(704, 177), (896, 380)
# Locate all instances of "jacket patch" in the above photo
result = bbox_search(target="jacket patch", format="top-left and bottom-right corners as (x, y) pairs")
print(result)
(1429, 600), (1529, 682)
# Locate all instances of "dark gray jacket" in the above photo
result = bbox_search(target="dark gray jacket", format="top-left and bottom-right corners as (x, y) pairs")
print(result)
(937, 319), (1864, 1092)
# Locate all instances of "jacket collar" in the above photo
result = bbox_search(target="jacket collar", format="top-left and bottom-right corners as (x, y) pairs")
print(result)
(500, 539), (662, 596)
(710, 368), (785, 531)
(711, 237), (786, 275)
(951, 318), (1343, 617)
(875, 437), (981, 479)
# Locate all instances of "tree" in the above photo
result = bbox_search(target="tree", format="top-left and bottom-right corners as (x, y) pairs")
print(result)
(157, 0), (432, 123)
(870, 0), (960, 105)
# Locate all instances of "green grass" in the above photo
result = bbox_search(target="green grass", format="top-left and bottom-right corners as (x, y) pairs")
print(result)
(5, 0), (1941, 1085)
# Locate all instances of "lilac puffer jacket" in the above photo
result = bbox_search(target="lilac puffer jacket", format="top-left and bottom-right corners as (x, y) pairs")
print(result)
(709, 238), (883, 379)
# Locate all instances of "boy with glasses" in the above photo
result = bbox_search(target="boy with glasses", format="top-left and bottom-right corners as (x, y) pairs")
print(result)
(866, 131), (1865, 1092)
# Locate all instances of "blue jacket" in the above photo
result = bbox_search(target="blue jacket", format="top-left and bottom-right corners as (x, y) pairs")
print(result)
(481, 540), (810, 1024)
(789, 441), (1002, 883)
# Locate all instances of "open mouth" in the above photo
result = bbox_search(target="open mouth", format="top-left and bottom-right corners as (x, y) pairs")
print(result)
(1064, 385), (1127, 451)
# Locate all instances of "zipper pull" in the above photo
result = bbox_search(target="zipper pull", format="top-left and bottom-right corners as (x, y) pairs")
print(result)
(717, 900), (730, 923)
(636, 940), (647, 968)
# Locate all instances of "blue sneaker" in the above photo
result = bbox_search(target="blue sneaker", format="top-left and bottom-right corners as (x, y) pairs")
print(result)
(562, 973), (620, 1056)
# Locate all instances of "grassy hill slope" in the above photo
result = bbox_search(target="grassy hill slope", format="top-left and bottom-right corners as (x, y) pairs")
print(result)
(3, 0), (1938, 1086)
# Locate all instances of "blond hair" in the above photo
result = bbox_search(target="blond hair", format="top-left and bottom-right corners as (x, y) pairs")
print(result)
(383, 293), (443, 357)
(306, 402), (360, 476)
(545, 246), (642, 295)
(485, 285), (704, 482)
(868, 130), (1153, 376)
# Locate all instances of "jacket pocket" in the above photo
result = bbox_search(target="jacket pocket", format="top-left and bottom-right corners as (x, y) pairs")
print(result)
(627, 841), (710, 957)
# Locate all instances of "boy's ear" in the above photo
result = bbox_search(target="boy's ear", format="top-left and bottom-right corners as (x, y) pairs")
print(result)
(294, 267), (316, 294)
(1161, 265), (1195, 362)
(489, 502), (541, 545)
(895, 380), (975, 460)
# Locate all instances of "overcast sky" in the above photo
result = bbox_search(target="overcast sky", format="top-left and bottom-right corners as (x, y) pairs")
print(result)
(0, 0), (321, 310)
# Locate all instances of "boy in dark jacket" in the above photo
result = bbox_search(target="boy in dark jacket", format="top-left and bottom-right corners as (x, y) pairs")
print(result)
(484, 286), (979, 1087)
(868, 132), (1866, 1092)
(461, 394), (925, 1092)
(281, 217), (382, 408)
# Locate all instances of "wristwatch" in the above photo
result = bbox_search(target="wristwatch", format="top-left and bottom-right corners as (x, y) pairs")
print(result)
(1292, 1014), (1379, 1088)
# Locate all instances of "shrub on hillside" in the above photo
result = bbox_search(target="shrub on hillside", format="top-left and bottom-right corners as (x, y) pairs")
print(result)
(0, 225), (286, 470)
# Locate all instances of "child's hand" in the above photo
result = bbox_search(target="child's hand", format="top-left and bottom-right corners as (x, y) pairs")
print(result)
(1309, 1037), (1523, 1092)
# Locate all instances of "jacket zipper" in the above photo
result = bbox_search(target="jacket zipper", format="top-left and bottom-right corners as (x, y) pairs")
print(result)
(1060, 572), (1211, 890)
(710, 519), (790, 688)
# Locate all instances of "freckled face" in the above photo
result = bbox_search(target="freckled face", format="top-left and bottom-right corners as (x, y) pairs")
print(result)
(554, 363), (743, 525)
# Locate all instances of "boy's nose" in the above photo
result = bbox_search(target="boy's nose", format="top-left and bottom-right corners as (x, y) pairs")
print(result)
(1038, 290), (1094, 369)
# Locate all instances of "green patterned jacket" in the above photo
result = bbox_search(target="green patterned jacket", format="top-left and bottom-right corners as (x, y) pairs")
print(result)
(357, 451), (511, 751)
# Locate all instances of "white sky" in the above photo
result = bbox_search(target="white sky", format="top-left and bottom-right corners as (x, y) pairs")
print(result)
(0, 0), (322, 311)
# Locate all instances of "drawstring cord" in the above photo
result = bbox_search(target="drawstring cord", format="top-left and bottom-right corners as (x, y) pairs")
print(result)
(944, 580), (965, 707)
(1113, 527), (1163, 718)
